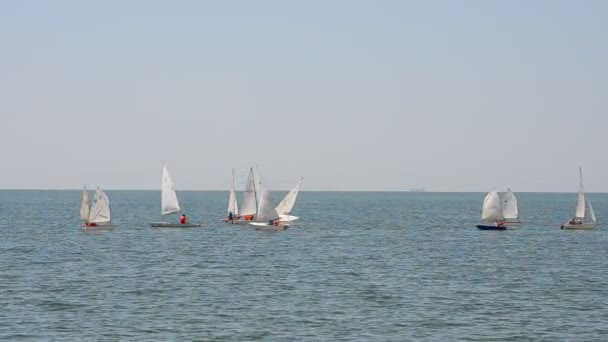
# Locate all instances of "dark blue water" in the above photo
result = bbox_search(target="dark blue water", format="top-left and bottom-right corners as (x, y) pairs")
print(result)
(1, 191), (607, 340)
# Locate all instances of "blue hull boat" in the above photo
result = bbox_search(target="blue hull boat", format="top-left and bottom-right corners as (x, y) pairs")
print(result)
(476, 224), (507, 230)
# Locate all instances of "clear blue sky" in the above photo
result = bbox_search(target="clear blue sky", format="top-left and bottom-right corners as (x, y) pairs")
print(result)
(1, 1), (606, 191)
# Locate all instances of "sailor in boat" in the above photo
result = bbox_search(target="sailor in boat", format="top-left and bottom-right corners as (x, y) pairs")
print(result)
(495, 220), (505, 227)
(267, 219), (280, 226)
(568, 218), (583, 225)
(228, 211), (234, 224)
(180, 214), (189, 224)
(84, 222), (97, 227)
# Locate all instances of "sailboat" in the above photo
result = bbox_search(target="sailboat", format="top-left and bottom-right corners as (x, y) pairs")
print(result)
(81, 186), (113, 229)
(149, 164), (201, 228)
(230, 167), (258, 225)
(561, 167), (596, 229)
(249, 168), (288, 230)
(250, 186), (288, 230)
(502, 188), (522, 226)
(222, 168), (239, 223)
(275, 177), (303, 222)
(476, 188), (507, 230)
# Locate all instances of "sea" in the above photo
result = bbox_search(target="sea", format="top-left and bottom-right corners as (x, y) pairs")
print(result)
(1, 190), (607, 341)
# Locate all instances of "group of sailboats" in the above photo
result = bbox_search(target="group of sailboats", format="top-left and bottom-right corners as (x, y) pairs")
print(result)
(477, 167), (597, 230)
(224, 167), (303, 230)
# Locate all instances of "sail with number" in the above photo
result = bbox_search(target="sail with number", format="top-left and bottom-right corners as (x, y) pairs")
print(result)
(80, 187), (90, 221)
(276, 177), (303, 216)
(161, 164), (181, 215)
(481, 189), (504, 222)
(501, 188), (519, 220)
(228, 168), (239, 216)
(88, 186), (111, 224)
(239, 167), (257, 216)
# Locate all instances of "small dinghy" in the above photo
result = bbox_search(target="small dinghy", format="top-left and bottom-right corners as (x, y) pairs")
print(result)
(81, 186), (114, 229)
(561, 167), (596, 229)
(476, 188), (508, 230)
(149, 164), (202, 228)
(249, 168), (288, 230)
(224, 167), (258, 225)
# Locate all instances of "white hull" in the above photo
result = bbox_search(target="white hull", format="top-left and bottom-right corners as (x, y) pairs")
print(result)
(249, 222), (289, 230)
(149, 222), (202, 228)
(561, 223), (595, 229)
(222, 219), (255, 225)
(279, 214), (299, 222)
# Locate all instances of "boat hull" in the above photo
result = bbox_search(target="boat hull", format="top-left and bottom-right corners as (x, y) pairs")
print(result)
(83, 223), (114, 230)
(222, 219), (255, 225)
(476, 224), (507, 231)
(149, 223), (202, 228)
(561, 223), (595, 229)
(250, 222), (289, 230)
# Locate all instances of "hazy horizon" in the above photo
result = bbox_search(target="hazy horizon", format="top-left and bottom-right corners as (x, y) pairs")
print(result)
(1, 1), (606, 192)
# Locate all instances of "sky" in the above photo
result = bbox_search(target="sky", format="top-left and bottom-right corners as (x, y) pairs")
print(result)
(0, 0), (607, 191)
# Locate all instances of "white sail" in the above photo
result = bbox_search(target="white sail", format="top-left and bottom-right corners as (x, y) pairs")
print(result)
(588, 197), (597, 223)
(161, 164), (181, 215)
(239, 167), (257, 216)
(228, 168), (239, 216)
(481, 189), (504, 221)
(501, 188), (519, 220)
(88, 186), (111, 224)
(575, 167), (586, 219)
(80, 187), (90, 221)
(276, 177), (303, 215)
(256, 184), (279, 222)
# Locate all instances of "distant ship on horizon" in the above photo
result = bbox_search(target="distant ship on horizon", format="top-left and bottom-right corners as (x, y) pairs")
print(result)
(409, 187), (427, 192)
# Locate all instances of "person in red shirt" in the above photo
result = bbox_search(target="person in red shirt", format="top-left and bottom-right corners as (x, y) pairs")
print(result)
(180, 214), (187, 224)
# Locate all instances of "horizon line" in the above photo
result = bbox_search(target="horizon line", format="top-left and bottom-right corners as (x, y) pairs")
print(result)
(0, 188), (603, 194)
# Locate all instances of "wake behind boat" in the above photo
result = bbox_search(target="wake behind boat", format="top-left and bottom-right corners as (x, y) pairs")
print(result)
(149, 164), (202, 228)
(561, 167), (596, 229)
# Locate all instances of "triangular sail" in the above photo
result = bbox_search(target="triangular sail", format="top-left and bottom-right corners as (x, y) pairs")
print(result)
(161, 164), (181, 215)
(276, 177), (303, 215)
(588, 197), (597, 223)
(501, 188), (519, 220)
(256, 183), (279, 221)
(481, 188), (504, 221)
(575, 167), (586, 219)
(239, 167), (257, 216)
(228, 168), (239, 216)
(88, 186), (111, 223)
(80, 187), (90, 221)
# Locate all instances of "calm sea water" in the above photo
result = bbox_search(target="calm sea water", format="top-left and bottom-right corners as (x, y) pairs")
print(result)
(1, 190), (607, 341)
